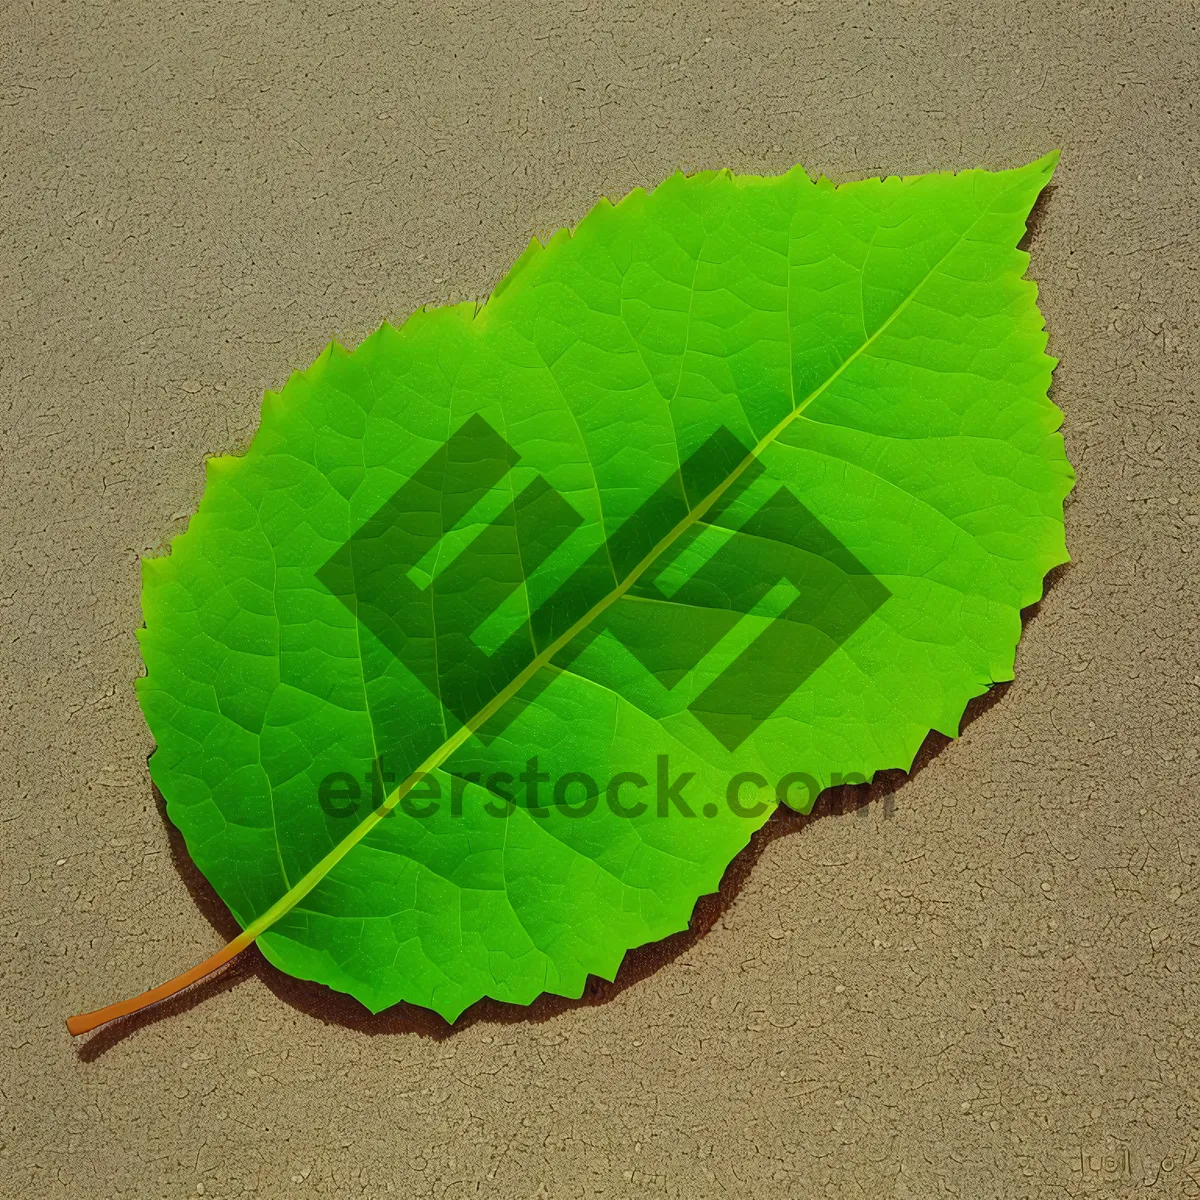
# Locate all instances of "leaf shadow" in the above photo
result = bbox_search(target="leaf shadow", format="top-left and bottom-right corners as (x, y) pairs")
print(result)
(1018, 183), (1056, 256)
(76, 562), (1071, 1061)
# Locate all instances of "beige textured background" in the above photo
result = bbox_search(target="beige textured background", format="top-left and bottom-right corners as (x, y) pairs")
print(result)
(2, 1), (1198, 1196)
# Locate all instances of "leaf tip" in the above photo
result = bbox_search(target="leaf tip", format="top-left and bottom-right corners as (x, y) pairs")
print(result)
(1033, 148), (1062, 178)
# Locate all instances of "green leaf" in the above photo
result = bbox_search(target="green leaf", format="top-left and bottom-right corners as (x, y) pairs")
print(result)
(138, 153), (1071, 1022)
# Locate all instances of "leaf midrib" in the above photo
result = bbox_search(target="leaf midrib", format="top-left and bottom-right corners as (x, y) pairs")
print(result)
(240, 178), (1022, 946)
